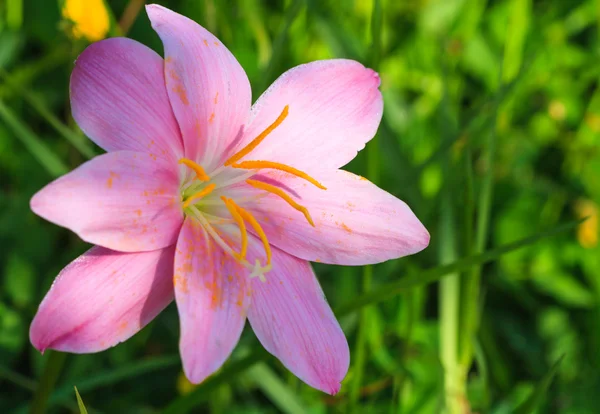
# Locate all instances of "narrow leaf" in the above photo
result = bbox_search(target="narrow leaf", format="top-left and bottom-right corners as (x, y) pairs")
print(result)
(248, 363), (309, 414)
(336, 220), (580, 316)
(162, 348), (267, 414)
(0, 100), (68, 178)
(73, 387), (88, 414)
(513, 355), (564, 414)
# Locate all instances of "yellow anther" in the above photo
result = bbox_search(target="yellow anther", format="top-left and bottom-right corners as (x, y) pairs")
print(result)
(221, 196), (248, 260)
(224, 105), (289, 166)
(182, 184), (216, 208)
(227, 199), (272, 266)
(246, 179), (315, 227)
(179, 158), (210, 181)
(233, 160), (326, 190)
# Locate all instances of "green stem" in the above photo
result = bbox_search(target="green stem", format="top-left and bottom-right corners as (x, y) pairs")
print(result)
(439, 195), (463, 414)
(29, 351), (67, 414)
(459, 112), (497, 369)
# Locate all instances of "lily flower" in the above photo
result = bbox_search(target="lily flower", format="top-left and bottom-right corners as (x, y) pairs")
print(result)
(29, 5), (429, 394)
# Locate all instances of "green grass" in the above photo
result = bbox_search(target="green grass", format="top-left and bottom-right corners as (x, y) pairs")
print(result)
(1, 0), (599, 412)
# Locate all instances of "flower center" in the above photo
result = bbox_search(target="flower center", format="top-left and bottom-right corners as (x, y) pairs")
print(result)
(178, 106), (326, 281)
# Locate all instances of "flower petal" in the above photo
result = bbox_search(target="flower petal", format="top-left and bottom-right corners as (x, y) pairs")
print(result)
(30, 151), (182, 252)
(71, 37), (183, 160)
(235, 59), (382, 174)
(247, 244), (348, 395)
(147, 4), (251, 171)
(30, 245), (175, 353)
(174, 218), (250, 384)
(248, 169), (429, 265)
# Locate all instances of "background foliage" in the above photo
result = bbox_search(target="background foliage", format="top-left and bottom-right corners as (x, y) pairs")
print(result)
(0, 0), (598, 413)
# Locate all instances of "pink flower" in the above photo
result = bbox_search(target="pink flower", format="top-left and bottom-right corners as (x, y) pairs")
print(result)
(29, 5), (429, 394)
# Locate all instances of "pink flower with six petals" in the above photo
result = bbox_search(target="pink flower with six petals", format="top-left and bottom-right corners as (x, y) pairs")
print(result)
(29, 5), (429, 394)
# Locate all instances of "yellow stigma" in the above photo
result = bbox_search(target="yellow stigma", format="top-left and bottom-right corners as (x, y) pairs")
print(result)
(221, 196), (248, 260)
(224, 105), (289, 166)
(183, 184), (216, 208)
(179, 158), (210, 182)
(232, 160), (326, 190)
(246, 179), (315, 227)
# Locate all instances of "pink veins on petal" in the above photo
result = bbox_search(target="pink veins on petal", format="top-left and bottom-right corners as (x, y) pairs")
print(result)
(28, 3), (430, 395)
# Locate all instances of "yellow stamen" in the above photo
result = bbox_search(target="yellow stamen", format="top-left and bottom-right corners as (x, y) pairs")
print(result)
(233, 160), (326, 190)
(221, 196), (248, 260)
(246, 179), (315, 227)
(227, 199), (272, 265)
(183, 184), (216, 208)
(224, 105), (289, 166)
(179, 158), (210, 181)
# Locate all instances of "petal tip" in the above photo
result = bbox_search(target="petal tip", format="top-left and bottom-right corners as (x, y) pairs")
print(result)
(324, 381), (342, 395)
(145, 3), (172, 25)
(29, 317), (51, 355)
(366, 68), (381, 88)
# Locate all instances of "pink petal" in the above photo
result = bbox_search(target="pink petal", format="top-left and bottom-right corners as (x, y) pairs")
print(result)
(30, 245), (175, 353)
(248, 169), (429, 265)
(147, 5), (251, 171)
(71, 37), (183, 160)
(234, 59), (382, 174)
(174, 218), (250, 384)
(247, 244), (349, 395)
(30, 151), (183, 252)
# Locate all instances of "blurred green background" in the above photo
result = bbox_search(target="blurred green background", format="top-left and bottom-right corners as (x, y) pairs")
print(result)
(1, 0), (599, 412)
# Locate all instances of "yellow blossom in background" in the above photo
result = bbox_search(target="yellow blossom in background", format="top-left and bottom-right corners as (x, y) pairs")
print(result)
(61, 0), (110, 42)
(575, 199), (598, 248)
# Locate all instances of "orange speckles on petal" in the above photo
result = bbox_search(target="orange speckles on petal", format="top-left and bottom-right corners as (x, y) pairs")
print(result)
(168, 68), (180, 82)
(172, 84), (189, 105)
(214, 92), (219, 104)
(340, 222), (352, 233)
(209, 112), (215, 123)
(165, 56), (173, 63)
(135, 209), (142, 217)
(174, 274), (190, 294)
(117, 320), (128, 333)
(213, 41), (219, 46)
(106, 171), (118, 188)
(203, 39), (209, 46)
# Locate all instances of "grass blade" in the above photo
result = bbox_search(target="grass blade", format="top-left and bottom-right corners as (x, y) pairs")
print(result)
(514, 355), (564, 414)
(0, 100), (68, 177)
(336, 220), (580, 317)
(0, 69), (95, 159)
(256, 0), (303, 96)
(73, 387), (88, 414)
(49, 356), (179, 405)
(29, 351), (67, 414)
(162, 348), (268, 414)
(247, 363), (309, 414)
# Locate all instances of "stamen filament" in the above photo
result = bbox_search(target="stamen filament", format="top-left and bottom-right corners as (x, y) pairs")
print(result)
(179, 158), (210, 181)
(233, 160), (327, 190)
(227, 199), (272, 265)
(224, 105), (289, 166)
(221, 196), (248, 260)
(183, 183), (216, 208)
(246, 179), (315, 227)
(189, 206), (244, 264)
